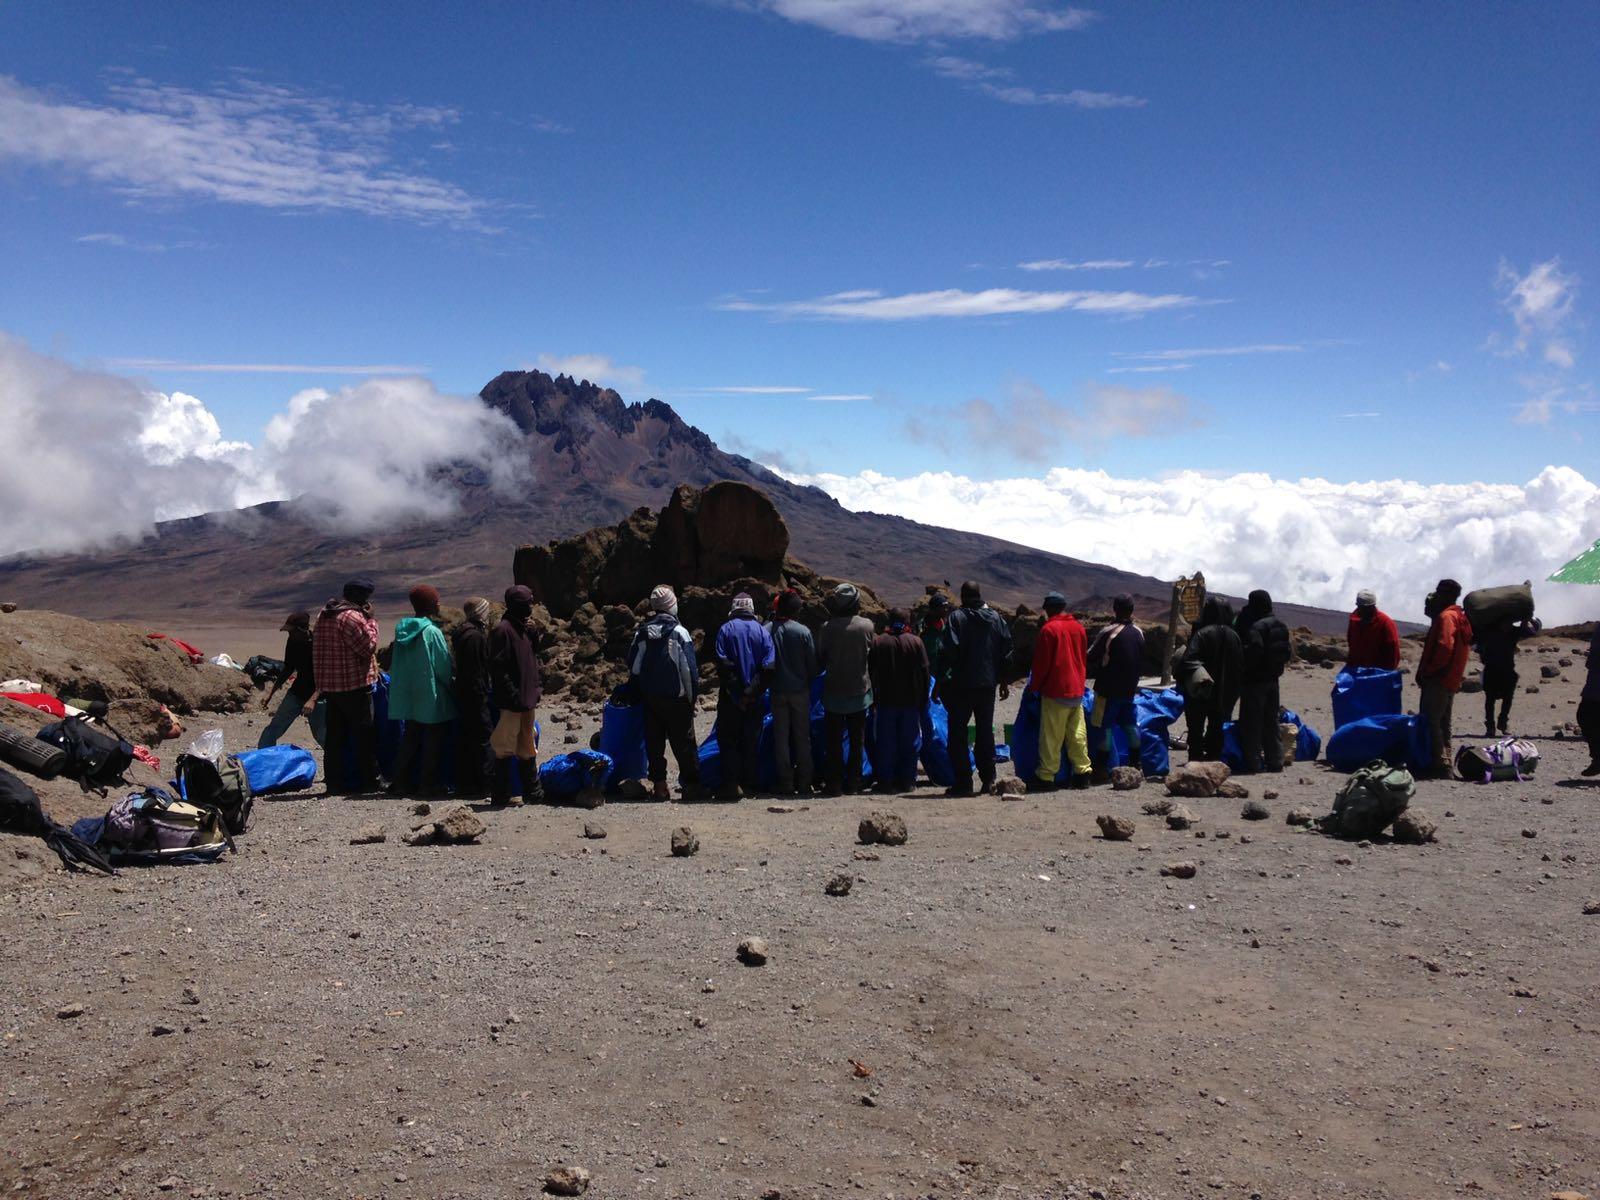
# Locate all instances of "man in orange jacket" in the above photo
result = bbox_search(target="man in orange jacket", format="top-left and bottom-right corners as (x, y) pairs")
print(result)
(1417, 578), (1474, 777)
(1027, 592), (1092, 792)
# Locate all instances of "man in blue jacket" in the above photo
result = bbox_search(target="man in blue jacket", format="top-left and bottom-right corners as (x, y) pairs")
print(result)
(943, 581), (1013, 796)
(713, 593), (775, 800)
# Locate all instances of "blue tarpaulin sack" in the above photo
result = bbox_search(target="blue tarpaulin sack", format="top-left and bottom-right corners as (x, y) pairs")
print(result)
(1331, 668), (1404, 730)
(598, 701), (649, 789)
(919, 678), (964, 786)
(538, 749), (613, 799)
(1222, 707), (1322, 768)
(1013, 685), (1183, 781)
(1325, 713), (1413, 772)
(236, 745), (317, 794)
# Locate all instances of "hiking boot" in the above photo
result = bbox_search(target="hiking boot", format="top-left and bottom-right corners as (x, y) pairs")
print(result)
(651, 780), (671, 802)
(1497, 719), (1509, 735)
(1090, 766), (1110, 785)
(1025, 777), (1058, 794)
(1068, 772), (1092, 790)
(1582, 760), (1600, 777)
(715, 783), (743, 802)
(1484, 721), (1497, 739)
(680, 782), (706, 802)
(978, 779), (997, 796)
(489, 760), (515, 807)
(520, 759), (546, 805)
(943, 785), (974, 798)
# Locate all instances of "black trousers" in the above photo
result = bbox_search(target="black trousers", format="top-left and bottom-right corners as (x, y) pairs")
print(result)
(391, 720), (446, 791)
(454, 696), (494, 795)
(943, 686), (997, 791)
(824, 709), (867, 792)
(324, 687), (380, 792)
(1235, 680), (1282, 773)
(716, 692), (763, 791)
(1577, 698), (1600, 763)
(1185, 704), (1228, 762)
(643, 695), (699, 786)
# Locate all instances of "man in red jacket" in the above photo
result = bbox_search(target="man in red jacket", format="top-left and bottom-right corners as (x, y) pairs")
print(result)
(1417, 578), (1473, 777)
(1345, 590), (1401, 670)
(1027, 592), (1091, 792)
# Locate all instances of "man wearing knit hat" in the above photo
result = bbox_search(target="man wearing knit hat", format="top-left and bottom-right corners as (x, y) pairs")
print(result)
(387, 584), (456, 795)
(1345, 589), (1401, 671)
(451, 597), (495, 798)
(628, 585), (703, 800)
(314, 577), (383, 794)
(489, 585), (545, 805)
(713, 592), (775, 799)
(258, 610), (326, 751)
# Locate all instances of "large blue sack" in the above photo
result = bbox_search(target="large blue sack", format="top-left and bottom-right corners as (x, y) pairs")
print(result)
(1331, 668), (1404, 730)
(236, 745), (317, 794)
(598, 701), (649, 790)
(1013, 685), (1183, 781)
(1325, 713), (1413, 772)
(699, 676), (876, 790)
(538, 749), (613, 799)
(1221, 707), (1322, 769)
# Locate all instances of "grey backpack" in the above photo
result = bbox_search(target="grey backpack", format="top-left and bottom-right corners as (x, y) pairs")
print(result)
(1321, 760), (1415, 839)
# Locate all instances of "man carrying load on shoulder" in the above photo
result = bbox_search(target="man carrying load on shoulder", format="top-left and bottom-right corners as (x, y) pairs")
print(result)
(1416, 578), (1473, 779)
(1027, 592), (1091, 792)
(1576, 622), (1599, 778)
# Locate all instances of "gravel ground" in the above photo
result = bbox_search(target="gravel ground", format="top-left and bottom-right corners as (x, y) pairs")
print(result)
(3, 634), (1598, 1199)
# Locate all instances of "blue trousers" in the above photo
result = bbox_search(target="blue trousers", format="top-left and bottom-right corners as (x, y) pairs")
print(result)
(872, 705), (922, 789)
(258, 690), (327, 750)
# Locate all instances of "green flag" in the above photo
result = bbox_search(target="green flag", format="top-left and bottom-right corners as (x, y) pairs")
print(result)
(1549, 539), (1600, 585)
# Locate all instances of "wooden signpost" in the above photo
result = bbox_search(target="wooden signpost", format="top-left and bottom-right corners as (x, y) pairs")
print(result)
(1161, 571), (1206, 686)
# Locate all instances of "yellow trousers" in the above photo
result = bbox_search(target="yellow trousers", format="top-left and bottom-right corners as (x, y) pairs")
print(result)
(1037, 695), (1091, 781)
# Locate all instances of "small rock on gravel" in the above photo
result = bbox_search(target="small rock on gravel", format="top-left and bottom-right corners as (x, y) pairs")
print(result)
(1522, 828), (1538, 839)
(55, 1003), (85, 1019)
(737, 937), (770, 966)
(1110, 765), (1143, 790)
(1541, 664), (1561, 679)
(1165, 804), (1198, 830)
(1216, 780), (1250, 799)
(824, 873), (853, 897)
(434, 806), (486, 843)
(151, 1024), (176, 1037)
(1140, 797), (1174, 815)
(1240, 800), (1270, 821)
(581, 821), (607, 839)
(671, 827), (699, 857)
(993, 777), (1026, 798)
(543, 1164), (591, 1196)
(1166, 761), (1231, 798)
(1161, 860), (1198, 879)
(1263, 789), (1280, 800)
(858, 811), (908, 846)
(1286, 807), (1314, 827)
(411, 802), (432, 817)
(616, 778), (649, 800)
(1582, 900), (1600, 916)
(350, 824), (387, 845)
(1096, 814), (1135, 841)
(1392, 809), (1438, 844)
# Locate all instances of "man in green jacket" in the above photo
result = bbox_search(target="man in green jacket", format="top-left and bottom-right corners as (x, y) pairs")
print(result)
(387, 584), (457, 795)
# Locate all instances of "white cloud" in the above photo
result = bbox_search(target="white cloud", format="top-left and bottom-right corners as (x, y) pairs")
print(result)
(676, 385), (813, 395)
(76, 232), (209, 253)
(753, 0), (1096, 42)
(775, 463), (1600, 625)
(810, 393), (874, 402)
(1113, 343), (1304, 362)
(1497, 258), (1580, 369)
(0, 73), (485, 226)
(533, 353), (646, 391)
(1105, 363), (1192, 375)
(108, 358), (429, 375)
(721, 286), (1201, 320)
(1019, 257), (1136, 271)
(925, 54), (1143, 108)
(0, 334), (525, 557)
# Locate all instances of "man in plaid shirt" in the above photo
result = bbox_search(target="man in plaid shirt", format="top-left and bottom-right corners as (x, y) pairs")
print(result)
(313, 578), (383, 794)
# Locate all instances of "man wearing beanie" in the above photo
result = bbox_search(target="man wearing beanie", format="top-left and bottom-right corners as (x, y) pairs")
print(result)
(258, 610), (325, 750)
(713, 592), (775, 799)
(818, 582), (876, 795)
(1345, 589), (1401, 671)
(386, 584), (456, 795)
(628, 585), (702, 801)
(1418, 578), (1474, 777)
(313, 578), (383, 794)
(451, 597), (495, 798)
(489, 585), (545, 805)
(769, 589), (819, 796)
(1088, 594), (1146, 779)
(869, 607), (930, 793)
(1026, 592), (1091, 791)
(1231, 589), (1292, 774)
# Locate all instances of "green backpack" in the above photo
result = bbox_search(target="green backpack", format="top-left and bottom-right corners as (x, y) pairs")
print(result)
(1324, 760), (1415, 839)
(175, 753), (255, 835)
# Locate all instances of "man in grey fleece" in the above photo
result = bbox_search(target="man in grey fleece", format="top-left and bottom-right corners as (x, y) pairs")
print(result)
(768, 589), (819, 795)
(817, 582), (875, 795)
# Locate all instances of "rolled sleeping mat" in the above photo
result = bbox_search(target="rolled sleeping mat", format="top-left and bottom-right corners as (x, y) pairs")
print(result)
(0, 720), (69, 780)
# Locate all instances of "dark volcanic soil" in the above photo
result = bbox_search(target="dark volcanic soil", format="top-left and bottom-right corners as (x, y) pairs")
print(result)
(2, 639), (1598, 1199)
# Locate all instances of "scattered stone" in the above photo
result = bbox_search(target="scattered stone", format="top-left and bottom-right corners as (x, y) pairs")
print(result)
(1522, 828), (1538, 839)
(736, 937), (769, 966)
(993, 777), (1026, 798)
(349, 824), (387, 845)
(1165, 804), (1198, 830)
(563, 732), (580, 745)
(1096, 814), (1136, 841)
(767, 804), (795, 814)
(1286, 807), (1314, 827)
(181, 985), (200, 1006)
(616, 778), (649, 800)
(1334, 855), (1354, 866)
(581, 821), (607, 840)
(55, 1003), (85, 1020)
(1392, 809), (1438, 844)
(1525, 685), (1541, 694)
(151, 1024), (177, 1037)
(1541, 664), (1561, 679)
(1582, 900), (1600, 916)
(1263, 789), (1280, 801)
(154, 1178), (180, 1193)
(543, 1164), (591, 1196)
(1110, 765), (1143, 791)
(852, 850), (880, 862)
(858, 811), (908, 846)
(435, 806), (486, 843)
(1239, 834), (1253, 844)
(411, 802), (432, 817)
(1166, 761), (1232, 798)
(1240, 800), (1270, 821)
(1140, 797), (1175, 816)
(1161, 860), (1198, 879)
(0, 602), (16, 614)
(1216, 780), (1250, 799)
(670, 827), (700, 857)
(1460, 677), (1483, 694)
(401, 826), (437, 847)
(824, 873), (854, 897)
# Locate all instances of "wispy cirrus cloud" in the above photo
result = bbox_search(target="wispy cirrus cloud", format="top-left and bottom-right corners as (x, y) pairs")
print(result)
(1022, 256), (1229, 272)
(76, 231), (211, 252)
(720, 286), (1201, 321)
(107, 358), (428, 376)
(1496, 258), (1580, 369)
(925, 53), (1143, 108)
(533, 353), (645, 390)
(0, 72), (488, 227)
(748, 0), (1096, 43)
(1112, 343), (1306, 362)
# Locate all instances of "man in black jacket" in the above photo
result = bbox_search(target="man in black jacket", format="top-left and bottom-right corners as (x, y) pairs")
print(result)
(943, 581), (1013, 796)
(1087, 594), (1146, 778)
(1234, 589), (1292, 773)
(1179, 597), (1242, 762)
(451, 597), (494, 798)
(488, 585), (545, 806)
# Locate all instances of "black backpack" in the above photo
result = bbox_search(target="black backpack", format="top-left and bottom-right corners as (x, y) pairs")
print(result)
(36, 716), (134, 789)
(175, 752), (255, 835)
(0, 765), (114, 874)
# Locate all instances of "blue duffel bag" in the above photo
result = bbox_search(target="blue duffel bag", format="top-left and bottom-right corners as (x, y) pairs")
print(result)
(598, 701), (649, 790)
(1331, 668), (1404, 730)
(235, 745), (317, 794)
